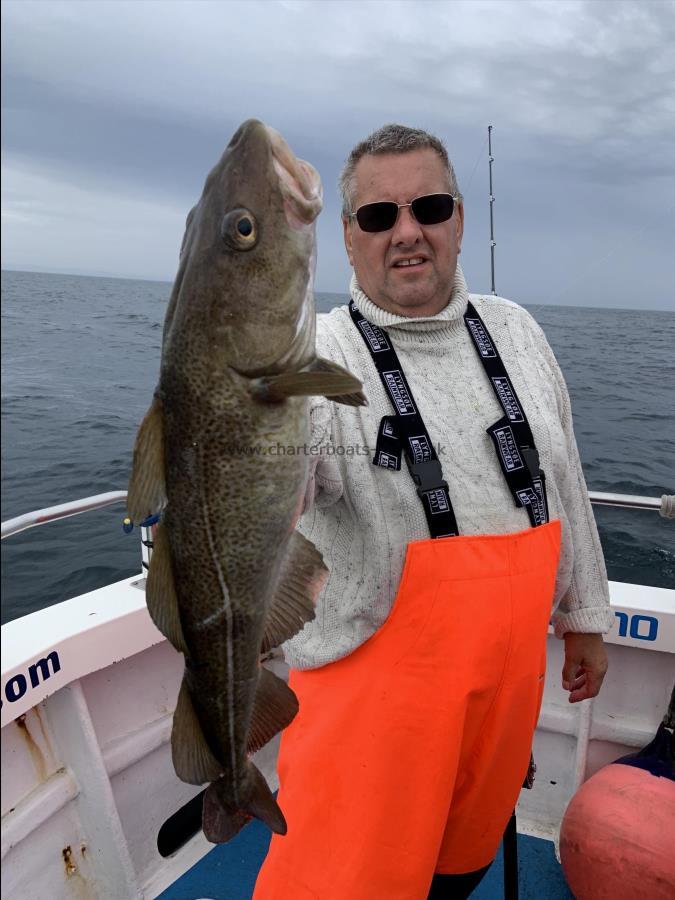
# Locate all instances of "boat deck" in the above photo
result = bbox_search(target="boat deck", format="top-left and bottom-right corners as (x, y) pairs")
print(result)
(157, 821), (573, 899)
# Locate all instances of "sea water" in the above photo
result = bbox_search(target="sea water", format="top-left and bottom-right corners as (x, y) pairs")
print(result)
(1, 270), (673, 624)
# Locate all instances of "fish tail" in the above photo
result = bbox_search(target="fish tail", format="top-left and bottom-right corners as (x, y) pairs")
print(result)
(202, 761), (287, 843)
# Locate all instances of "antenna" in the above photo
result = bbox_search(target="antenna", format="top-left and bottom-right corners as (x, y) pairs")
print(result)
(488, 125), (496, 295)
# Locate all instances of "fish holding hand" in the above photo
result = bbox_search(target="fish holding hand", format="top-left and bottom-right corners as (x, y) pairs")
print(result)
(127, 120), (366, 843)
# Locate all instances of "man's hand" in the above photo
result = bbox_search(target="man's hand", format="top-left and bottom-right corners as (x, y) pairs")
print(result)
(562, 632), (608, 703)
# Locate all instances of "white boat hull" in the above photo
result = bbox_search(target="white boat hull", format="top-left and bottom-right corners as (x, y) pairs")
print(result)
(2, 576), (674, 898)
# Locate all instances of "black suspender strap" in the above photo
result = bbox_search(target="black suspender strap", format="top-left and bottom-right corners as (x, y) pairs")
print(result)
(464, 302), (549, 528)
(349, 297), (549, 534)
(349, 300), (459, 538)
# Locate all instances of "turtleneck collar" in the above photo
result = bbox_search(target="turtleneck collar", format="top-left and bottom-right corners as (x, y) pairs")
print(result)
(349, 263), (470, 344)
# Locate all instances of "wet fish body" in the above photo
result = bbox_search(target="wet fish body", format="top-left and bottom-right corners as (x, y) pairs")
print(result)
(128, 120), (365, 842)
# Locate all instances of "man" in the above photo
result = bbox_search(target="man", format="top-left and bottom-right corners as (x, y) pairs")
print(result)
(254, 125), (612, 899)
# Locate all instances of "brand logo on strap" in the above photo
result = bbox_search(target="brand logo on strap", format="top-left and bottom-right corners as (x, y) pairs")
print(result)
(466, 318), (497, 358)
(532, 478), (548, 522)
(532, 476), (548, 523)
(516, 475), (547, 524)
(377, 451), (399, 469)
(494, 425), (524, 471)
(409, 435), (432, 464)
(383, 370), (416, 415)
(492, 377), (524, 423)
(358, 320), (390, 353)
(517, 485), (547, 525)
(382, 419), (396, 437)
(427, 488), (450, 514)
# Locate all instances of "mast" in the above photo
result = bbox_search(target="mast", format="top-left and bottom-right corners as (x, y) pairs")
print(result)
(488, 125), (496, 295)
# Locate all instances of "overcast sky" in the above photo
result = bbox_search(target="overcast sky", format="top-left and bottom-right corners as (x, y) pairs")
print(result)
(2, 0), (674, 309)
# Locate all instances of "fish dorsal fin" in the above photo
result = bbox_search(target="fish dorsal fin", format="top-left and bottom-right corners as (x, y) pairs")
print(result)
(127, 393), (167, 523)
(146, 522), (189, 654)
(171, 676), (223, 785)
(260, 530), (327, 655)
(247, 666), (299, 755)
(250, 357), (367, 407)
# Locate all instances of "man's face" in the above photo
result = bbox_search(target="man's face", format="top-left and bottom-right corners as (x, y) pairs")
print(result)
(343, 148), (464, 318)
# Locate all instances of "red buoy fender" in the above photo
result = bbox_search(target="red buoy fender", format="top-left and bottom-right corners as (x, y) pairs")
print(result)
(560, 762), (675, 900)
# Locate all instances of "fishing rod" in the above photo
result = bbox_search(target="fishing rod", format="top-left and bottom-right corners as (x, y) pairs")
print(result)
(488, 124), (496, 295)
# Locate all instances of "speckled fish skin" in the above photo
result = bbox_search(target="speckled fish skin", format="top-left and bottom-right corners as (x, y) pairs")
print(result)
(170, 124), (313, 784)
(166, 123), (311, 801)
(129, 120), (364, 841)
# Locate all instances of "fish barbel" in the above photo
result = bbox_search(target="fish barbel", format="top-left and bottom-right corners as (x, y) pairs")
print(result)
(127, 119), (366, 843)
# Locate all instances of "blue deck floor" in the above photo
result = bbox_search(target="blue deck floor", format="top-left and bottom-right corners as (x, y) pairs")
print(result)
(159, 821), (574, 900)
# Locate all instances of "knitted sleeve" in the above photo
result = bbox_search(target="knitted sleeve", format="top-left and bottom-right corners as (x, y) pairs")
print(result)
(300, 396), (343, 513)
(300, 313), (345, 514)
(528, 316), (614, 636)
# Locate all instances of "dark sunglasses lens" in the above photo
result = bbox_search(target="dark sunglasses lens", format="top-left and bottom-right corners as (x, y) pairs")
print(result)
(411, 194), (454, 225)
(356, 202), (399, 233)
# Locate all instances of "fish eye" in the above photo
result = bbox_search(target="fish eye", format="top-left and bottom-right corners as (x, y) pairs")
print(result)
(222, 209), (258, 250)
(237, 217), (253, 237)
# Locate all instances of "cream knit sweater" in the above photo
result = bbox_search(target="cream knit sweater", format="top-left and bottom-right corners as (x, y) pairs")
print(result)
(283, 264), (613, 670)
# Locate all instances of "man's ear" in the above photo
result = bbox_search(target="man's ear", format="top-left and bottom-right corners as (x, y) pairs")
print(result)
(342, 217), (354, 266)
(455, 202), (465, 254)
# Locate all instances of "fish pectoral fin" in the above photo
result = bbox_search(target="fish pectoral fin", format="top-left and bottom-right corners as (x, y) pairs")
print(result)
(247, 667), (299, 755)
(260, 531), (327, 655)
(309, 357), (368, 407)
(146, 522), (189, 654)
(249, 358), (367, 407)
(127, 393), (167, 523)
(171, 677), (223, 785)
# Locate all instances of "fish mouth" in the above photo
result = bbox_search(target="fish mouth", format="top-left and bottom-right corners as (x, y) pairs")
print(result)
(266, 125), (323, 228)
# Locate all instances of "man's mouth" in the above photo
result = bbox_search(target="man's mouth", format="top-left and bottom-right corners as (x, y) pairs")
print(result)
(393, 257), (426, 268)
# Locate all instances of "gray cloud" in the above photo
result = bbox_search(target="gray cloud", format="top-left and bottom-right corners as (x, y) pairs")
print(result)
(2, 0), (674, 308)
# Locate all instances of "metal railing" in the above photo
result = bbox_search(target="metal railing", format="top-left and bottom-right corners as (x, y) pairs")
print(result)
(1, 491), (128, 540)
(1, 490), (673, 541)
(589, 492), (674, 516)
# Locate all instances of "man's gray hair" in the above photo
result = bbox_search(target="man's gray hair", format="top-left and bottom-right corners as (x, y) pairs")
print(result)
(339, 124), (463, 217)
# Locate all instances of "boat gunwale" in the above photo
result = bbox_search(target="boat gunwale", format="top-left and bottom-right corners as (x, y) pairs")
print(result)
(2, 574), (674, 729)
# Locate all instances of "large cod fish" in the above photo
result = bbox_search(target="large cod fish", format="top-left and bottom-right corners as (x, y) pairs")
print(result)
(127, 119), (365, 843)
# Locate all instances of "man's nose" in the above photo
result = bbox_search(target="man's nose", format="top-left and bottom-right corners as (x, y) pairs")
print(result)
(390, 205), (423, 244)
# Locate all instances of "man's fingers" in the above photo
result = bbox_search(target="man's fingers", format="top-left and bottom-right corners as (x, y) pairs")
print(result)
(562, 633), (609, 700)
(568, 670), (605, 703)
(584, 669), (605, 698)
(565, 676), (587, 700)
(562, 663), (580, 684)
(568, 685), (591, 703)
(561, 664), (583, 691)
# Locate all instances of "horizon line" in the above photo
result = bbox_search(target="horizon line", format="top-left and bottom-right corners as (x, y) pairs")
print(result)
(1, 267), (671, 315)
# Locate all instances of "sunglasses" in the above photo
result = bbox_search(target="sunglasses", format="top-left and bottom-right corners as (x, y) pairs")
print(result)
(348, 193), (457, 233)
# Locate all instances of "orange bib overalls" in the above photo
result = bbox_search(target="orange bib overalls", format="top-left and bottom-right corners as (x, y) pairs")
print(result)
(254, 301), (562, 899)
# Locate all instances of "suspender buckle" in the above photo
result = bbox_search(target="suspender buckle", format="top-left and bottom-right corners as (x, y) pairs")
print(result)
(521, 446), (541, 479)
(406, 458), (448, 498)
